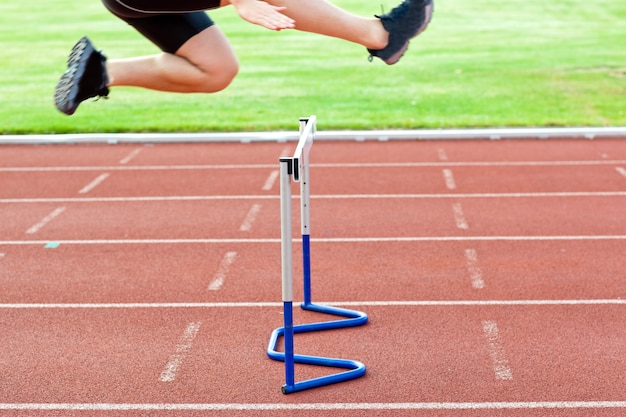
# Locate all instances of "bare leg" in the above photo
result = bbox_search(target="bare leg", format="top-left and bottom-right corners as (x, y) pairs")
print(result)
(55, 0), (415, 115)
(227, 0), (388, 50)
(271, 0), (388, 49)
(106, 25), (238, 92)
(106, 0), (387, 93)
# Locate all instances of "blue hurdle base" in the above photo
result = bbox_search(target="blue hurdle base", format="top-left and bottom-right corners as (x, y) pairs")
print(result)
(267, 302), (368, 394)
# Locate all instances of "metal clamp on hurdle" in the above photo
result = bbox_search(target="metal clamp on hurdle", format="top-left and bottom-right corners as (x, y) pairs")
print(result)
(267, 116), (368, 394)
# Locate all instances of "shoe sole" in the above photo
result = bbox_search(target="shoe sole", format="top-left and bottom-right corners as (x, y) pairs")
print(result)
(384, 1), (434, 65)
(54, 37), (95, 115)
(67, 36), (92, 68)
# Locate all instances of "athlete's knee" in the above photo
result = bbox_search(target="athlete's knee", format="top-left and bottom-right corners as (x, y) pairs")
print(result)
(204, 59), (238, 92)
(213, 60), (239, 91)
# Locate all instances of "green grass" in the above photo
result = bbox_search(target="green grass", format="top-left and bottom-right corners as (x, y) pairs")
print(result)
(1, 0), (625, 133)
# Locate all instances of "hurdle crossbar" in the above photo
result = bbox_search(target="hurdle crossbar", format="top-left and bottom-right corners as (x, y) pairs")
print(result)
(267, 116), (368, 394)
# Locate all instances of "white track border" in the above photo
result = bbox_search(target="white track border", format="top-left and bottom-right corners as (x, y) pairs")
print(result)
(0, 401), (625, 411)
(1, 127), (626, 144)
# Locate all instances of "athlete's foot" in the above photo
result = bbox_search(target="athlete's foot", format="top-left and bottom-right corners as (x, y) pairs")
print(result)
(54, 36), (109, 115)
(367, 0), (434, 65)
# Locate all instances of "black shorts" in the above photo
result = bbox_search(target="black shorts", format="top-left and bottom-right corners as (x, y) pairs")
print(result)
(101, 0), (222, 53)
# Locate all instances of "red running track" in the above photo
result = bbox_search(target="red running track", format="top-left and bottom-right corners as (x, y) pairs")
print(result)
(0, 138), (625, 416)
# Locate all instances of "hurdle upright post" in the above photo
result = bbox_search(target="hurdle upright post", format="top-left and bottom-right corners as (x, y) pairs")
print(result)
(298, 117), (313, 306)
(278, 155), (295, 391)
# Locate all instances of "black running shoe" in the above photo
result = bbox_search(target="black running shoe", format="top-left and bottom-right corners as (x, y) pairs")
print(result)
(54, 37), (109, 115)
(368, 0), (434, 65)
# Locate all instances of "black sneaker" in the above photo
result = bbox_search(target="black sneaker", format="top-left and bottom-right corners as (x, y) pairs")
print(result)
(54, 37), (109, 115)
(368, 0), (434, 65)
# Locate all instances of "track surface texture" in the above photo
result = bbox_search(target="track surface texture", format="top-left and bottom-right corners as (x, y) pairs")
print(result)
(0, 137), (625, 416)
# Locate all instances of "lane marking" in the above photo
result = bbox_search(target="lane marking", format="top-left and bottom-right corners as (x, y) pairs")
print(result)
(452, 203), (469, 229)
(465, 249), (485, 289)
(616, 167), (626, 178)
(159, 321), (202, 383)
(261, 170), (279, 191)
(239, 204), (262, 232)
(25, 207), (66, 234)
(119, 148), (142, 165)
(78, 173), (110, 194)
(2, 235), (626, 246)
(208, 251), (237, 291)
(482, 320), (513, 380)
(0, 401), (625, 411)
(0, 299), (624, 309)
(3, 159), (626, 173)
(3, 191), (626, 204)
(443, 169), (456, 190)
(437, 148), (448, 161)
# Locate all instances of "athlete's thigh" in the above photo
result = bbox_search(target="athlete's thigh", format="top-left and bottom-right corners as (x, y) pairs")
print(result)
(176, 24), (238, 75)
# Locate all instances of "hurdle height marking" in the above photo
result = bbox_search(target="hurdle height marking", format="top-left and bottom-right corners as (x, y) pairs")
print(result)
(452, 203), (469, 229)
(26, 207), (66, 234)
(482, 320), (513, 381)
(465, 249), (485, 289)
(79, 173), (110, 194)
(262, 170), (279, 191)
(160, 321), (202, 382)
(208, 251), (237, 291)
(239, 204), (262, 232)
(119, 148), (142, 165)
(443, 169), (456, 190)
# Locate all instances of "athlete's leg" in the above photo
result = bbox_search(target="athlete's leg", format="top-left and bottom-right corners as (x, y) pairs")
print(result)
(107, 25), (238, 93)
(228, 0), (388, 50)
(55, 5), (240, 114)
(100, 0), (239, 93)
(275, 0), (389, 49)
(227, 0), (432, 65)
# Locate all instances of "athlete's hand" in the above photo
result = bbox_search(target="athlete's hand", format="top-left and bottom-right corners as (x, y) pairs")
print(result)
(231, 0), (295, 31)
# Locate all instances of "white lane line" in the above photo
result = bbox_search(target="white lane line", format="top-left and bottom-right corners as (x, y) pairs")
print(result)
(3, 235), (626, 246)
(1, 299), (624, 309)
(482, 320), (513, 381)
(119, 148), (142, 165)
(443, 169), (456, 190)
(4, 159), (626, 173)
(78, 173), (109, 194)
(25, 207), (66, 234)
(616, 167), (626, 178)
(452, 203), (469, 229)
(437, 148), (448, 161)
(208, 251), (237, 291)
(159, 321), (202, 383)
(239, 204), (262, 232)
(465, 249), (485, 289)
(262, 170), (279, 191)
(0, 401), (625, 411)
(3, 190), (626, 204)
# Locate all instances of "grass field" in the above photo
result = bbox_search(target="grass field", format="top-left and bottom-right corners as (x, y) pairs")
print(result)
(1, 0), (625, 133)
